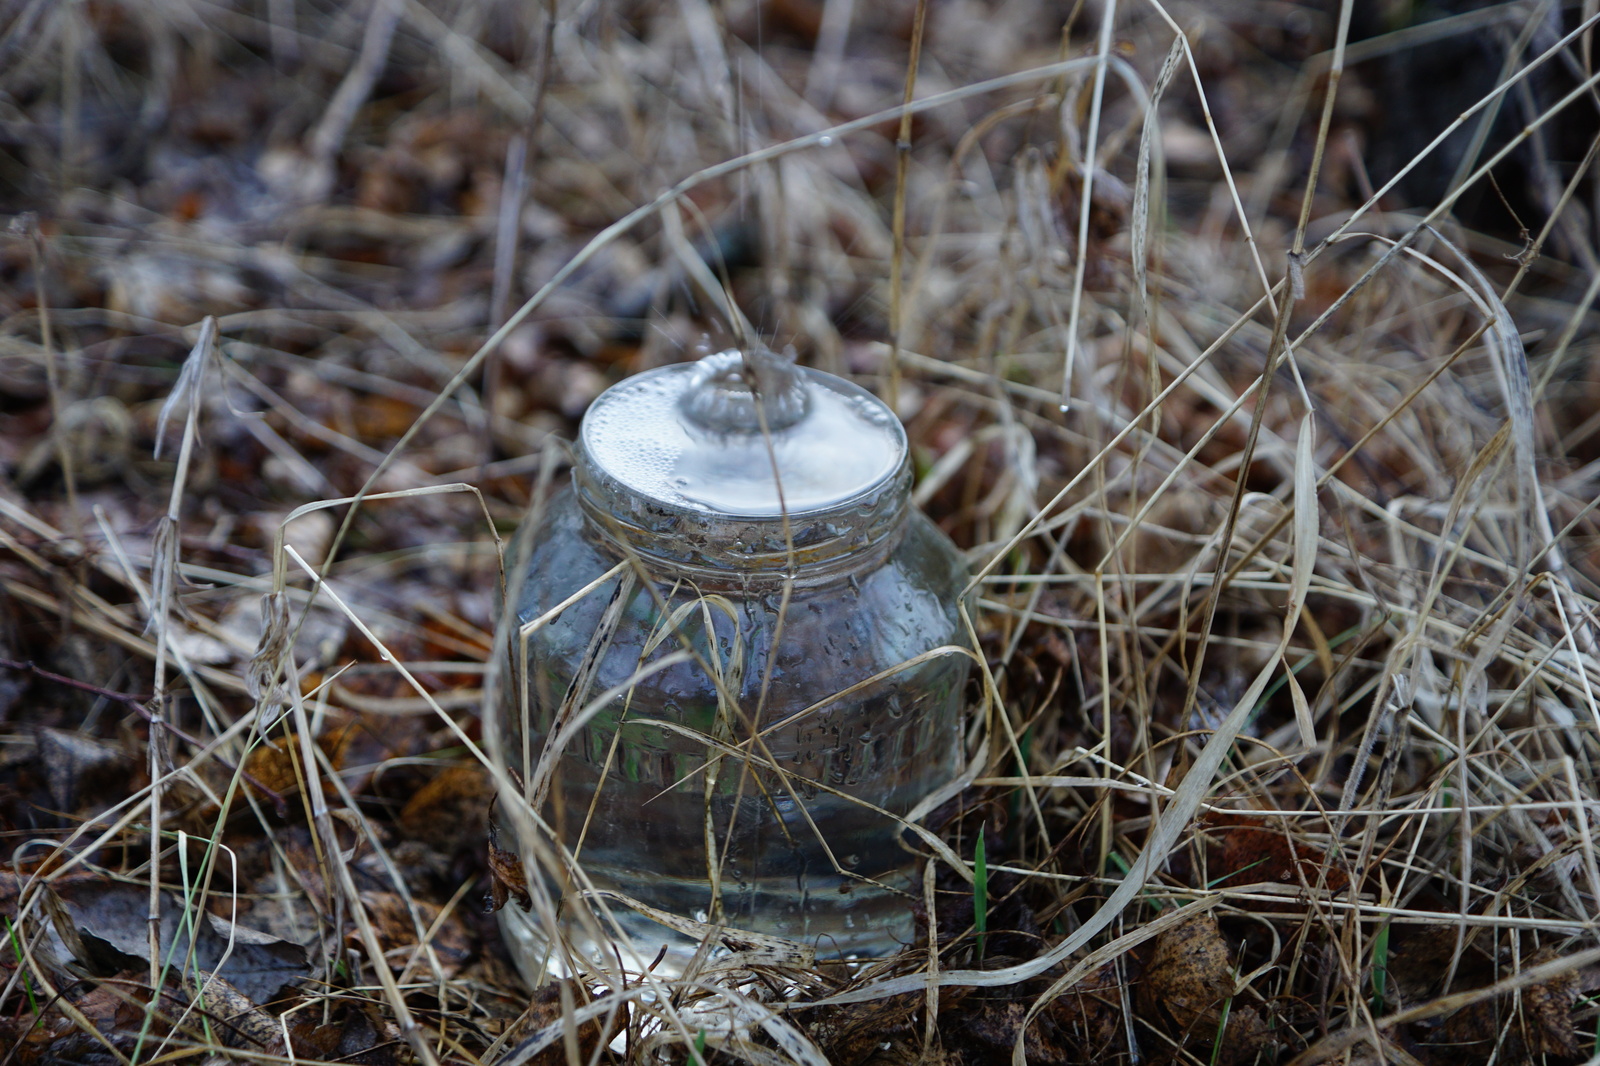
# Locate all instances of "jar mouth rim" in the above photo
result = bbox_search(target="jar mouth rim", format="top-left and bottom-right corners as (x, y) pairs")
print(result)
(577, 446), (906, 521)
(571, 456), (915, 579)
(578, 360), (907, 518)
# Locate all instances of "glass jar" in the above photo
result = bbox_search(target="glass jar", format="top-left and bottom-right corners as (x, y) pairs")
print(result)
(492, 347), (971, 976)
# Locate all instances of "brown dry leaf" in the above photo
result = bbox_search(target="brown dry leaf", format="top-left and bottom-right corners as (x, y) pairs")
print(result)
(356, 891), (473, 978)
(934, 964), (1124, 1065)
(1384, 924), (1497, 1003)
(499, 980), (621, 1066)
(243, 730), (349, 807)
(12, 975), (185, 1064)
(1427, 946), (1579, 1064)
(1517, 951), (1581, 1059)
(1206, 814), (1349, 893)
(187, 969), (287, 1052)
(796, 991), (921, 1066)
(399, 763), (495, 850)
(1137, 914), (1270, 1066)
(944, 1000), (1040, 1066)
(350, 393), (426, 440)
(60, 978), (157, 1054)
(487, 819), (532, 912)
(1138, 914), (1233, 1031)
(1039, 962), (1125, 1060)
(286, 1000), (405, 1066)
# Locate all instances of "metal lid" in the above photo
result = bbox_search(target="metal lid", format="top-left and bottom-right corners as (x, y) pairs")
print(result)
(580, 348), (906, 518)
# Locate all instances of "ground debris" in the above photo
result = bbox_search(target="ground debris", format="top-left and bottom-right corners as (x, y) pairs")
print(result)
(794, 991), (923, 1066)
(399, 763), (495, 850)
(1136, 914), (1272, 1066)
(1203, 813), (1348, 895)
(1422, 946), (1581, 1065)
(3, 976), (172, 1065)
(486, 817), (533, 913)
(184, 969), (287, 1052)
(1, 871), (311, 1004)
(357, 890), (474, 979)
(497, 980), (621, 1066)
(940, 962), (1127, 1065)
(283, 999), (408, 1066)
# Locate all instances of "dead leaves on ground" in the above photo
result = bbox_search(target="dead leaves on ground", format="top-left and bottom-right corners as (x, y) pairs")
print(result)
(0, 754), (507, 1066)
(790, 914), (1254, 1066)
(790, 965), (1125, 1066)
(497, 981), (623, 1066)
(1424, 945), (1581, 1062)
(958, 916), (1581, 1066)
(939, 963), (1126, 1066)
(795, 993), (923, 1066)
(0, 872), (311, 1001)
(1204, 814), (1349, 896)
(1137, 914), (1271, 1065)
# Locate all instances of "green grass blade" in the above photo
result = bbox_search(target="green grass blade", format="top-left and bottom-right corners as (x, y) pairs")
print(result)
(974, 823), (988, 966)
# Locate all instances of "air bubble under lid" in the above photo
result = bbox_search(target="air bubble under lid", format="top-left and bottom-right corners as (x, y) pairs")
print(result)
(580, 349), (905, 517)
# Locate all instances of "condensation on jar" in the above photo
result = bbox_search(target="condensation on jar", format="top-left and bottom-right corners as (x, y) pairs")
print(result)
(488, 346), (972, 979)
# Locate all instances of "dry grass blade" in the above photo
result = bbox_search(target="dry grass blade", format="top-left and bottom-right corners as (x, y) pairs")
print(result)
(1128, 37), (1183, 333)
(1061, 0), (1122, 407)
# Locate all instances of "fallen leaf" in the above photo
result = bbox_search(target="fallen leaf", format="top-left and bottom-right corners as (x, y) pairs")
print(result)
(38, 728), (133, 814)
(486, 819), (532, 912)
(1427, 946), (1579, 1063)
(286, 999), (405, 1066)
(399, 763), (494, 850)
(187, 968), (287, 1052)
(934, 964), (1126, 1065)
(796, 991), (921, 1066)
(13, 973), (185, 1064)
(1038, 962), (1125, 1060)
(1384, 923), (1496, 1003)
(1137, 914), (1270, 1065)
(498, 980), (622, 1066)
(23, 876), (311, 1003)
(357, 891), (473, 978)
(243, 730), (347, 808)
(1206, 814), (1348, 893)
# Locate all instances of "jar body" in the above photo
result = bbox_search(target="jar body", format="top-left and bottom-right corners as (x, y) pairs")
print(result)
(497, 487), (969, 971)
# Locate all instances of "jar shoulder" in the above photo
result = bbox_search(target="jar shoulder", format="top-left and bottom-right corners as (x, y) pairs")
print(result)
(780, 510), (968, 661)
(508, 489), (970, 698)
(511, 489), (618, 628)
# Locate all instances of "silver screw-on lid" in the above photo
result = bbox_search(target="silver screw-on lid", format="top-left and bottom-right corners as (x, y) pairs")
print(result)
(580, 348), (906, 517)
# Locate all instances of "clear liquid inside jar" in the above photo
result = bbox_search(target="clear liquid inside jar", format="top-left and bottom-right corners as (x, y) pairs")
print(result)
(488, 349), (971, 979)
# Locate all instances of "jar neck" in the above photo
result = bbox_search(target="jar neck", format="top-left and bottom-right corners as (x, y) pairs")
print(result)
(572, 453), (913, 591)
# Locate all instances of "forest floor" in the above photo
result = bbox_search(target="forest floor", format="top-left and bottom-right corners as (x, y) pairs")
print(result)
(2, 1), (1600, 1064)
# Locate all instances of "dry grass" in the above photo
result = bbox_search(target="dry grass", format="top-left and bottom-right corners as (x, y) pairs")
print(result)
(1, 1), (1599, 1063)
